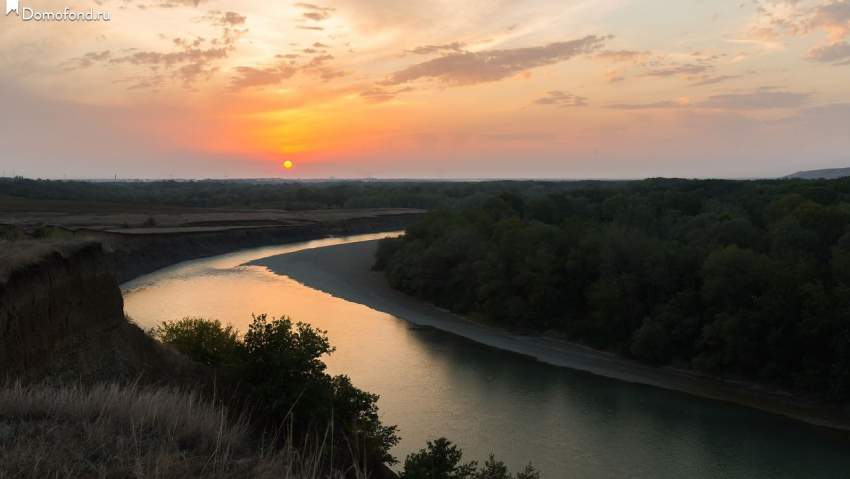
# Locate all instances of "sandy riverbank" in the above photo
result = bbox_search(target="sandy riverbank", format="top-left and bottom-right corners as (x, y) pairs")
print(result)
(250, 239), (850, 434)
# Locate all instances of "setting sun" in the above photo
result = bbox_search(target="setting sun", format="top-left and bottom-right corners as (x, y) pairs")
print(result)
(284, 161), (293, 169)
(2, 0), (848, 179)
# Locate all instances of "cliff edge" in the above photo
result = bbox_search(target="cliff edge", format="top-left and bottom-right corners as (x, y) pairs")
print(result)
(0, 242), (202, 383)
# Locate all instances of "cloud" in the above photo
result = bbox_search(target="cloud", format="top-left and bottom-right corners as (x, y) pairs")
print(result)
(303, 11), (330, 21)
(139, 0), (212, 9)
(688, 75), (743, 87)
(294, 2), (335, 13)
(595, 50), (652, 64)
(229, 50), (345, 90)
(320, 70), (348, 80)
(641, 63), (713, 79)
(199, 10), (247, 26)
(381, 35), (606, 86)
(294, 2), (335, 21)
(110, 47), (230, 86)
(806, 41), (850, 62)
(230, 64), (298, 90)
(360, 88), (396, 103)
(66, 50), (112, 69)
(221, 12), (247, 25)
(740, 0), (850, 64)
(306, 54), (334, 68)
(704, 90), (810, 109)
(534, 91), (587, 107)
(608, 90), (811, 110)
(772, 103), (850, 131)
(607, 100), (689, 110)
(804, 0), (850, 41)
(58, 5), (249, 91)
(593, 50), (653, 83)
(297, 26), (325, 31)
(406, 42), (467, 55)
(359, 86), (416, 103)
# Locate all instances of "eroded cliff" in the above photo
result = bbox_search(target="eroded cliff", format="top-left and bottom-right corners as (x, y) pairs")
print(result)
(0, 242), (201, 383)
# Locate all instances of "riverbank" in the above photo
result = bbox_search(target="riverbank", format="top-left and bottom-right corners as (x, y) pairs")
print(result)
(1, 210), (424, 378)
(250, 239), (850, 434)
(1, 197), (424, 283)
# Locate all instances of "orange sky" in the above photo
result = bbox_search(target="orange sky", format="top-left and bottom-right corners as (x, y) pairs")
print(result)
(1, 0), (849, 179)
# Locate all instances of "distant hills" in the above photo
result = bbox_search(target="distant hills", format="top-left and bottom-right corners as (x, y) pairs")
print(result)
(785, 167), (850, 180)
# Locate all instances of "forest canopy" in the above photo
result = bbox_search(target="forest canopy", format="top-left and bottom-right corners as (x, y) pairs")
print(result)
(374, 178), (850, 401)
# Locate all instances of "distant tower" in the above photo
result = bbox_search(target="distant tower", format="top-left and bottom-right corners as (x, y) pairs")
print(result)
(6, 0), (20, 16)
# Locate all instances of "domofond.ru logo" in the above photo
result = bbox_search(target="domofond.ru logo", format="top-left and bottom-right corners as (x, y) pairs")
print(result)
(4, 0), (111, 21)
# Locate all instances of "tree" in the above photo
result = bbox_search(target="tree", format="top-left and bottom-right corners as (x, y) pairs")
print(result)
(399, 438), (477, 479)
(153, 317), (238, 368)
(155, 314), (400, 465)
(630, 319), (670, 363)
(477, 455), (510, 479)
(399, 439), (539, 479)
(375, 183), (850, 401)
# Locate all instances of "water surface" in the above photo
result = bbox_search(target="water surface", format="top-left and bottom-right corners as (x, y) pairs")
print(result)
(122, 233), (850, 478)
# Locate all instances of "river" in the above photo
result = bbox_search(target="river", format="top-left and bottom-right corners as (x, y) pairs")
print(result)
(122, 233), (850, 478)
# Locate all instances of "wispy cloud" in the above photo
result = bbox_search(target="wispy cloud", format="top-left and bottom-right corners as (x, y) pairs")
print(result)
(381, 36), (607, 86)
(608, 90), (811, 110)
(294, 2), (335, 22)
(534, 91), (587, 107)
(406, 42), (467, 55)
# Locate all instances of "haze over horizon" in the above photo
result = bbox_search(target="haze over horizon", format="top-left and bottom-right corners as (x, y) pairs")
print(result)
(1, 0), (849, 179)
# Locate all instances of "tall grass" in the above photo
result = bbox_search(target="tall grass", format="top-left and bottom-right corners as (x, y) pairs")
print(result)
(0, 382), (366, 479)
(0, 239), (92, 282)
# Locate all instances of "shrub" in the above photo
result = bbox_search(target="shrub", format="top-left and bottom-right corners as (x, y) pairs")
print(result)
(398, 438), (539, 479)
(156, 314), (400, 465)
(153, 317), (239, 368)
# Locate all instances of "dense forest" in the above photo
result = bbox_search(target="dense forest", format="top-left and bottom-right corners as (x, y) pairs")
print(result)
(374, 178), (850, 401)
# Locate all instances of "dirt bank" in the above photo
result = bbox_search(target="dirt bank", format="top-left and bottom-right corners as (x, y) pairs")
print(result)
(0, 211), (424, 380)
(0, 242), (203, 383)
(12, 211), (423, 283)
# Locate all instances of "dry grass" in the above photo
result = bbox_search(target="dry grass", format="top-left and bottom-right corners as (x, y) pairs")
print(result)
(0, 382), (362, 479)
(0, 239), (90, 282)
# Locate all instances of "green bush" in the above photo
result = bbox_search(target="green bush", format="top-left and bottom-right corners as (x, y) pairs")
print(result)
(154, 317), (239, 368)
(155, 314), (399, 465)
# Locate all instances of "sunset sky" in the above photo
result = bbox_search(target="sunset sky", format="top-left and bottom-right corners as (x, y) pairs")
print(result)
(1, 0), (849, 179)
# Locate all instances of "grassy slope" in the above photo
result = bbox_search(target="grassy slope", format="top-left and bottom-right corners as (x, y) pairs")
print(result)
(0, 382), (361, 479)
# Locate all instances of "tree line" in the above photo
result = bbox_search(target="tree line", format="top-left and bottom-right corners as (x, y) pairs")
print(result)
(374, 178), (850, 401)
(0, 177), (615, 211)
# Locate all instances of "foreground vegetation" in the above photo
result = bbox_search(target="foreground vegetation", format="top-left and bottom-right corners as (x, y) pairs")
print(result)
(375, 179), (850, 401)
(0, 382), (356, 479)
(153, 315), (538, 478)
(398, 439), (538, 479)
(153, 314), (399, 469)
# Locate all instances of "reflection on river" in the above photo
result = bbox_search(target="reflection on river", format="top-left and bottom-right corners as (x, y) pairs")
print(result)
(122, 233), (850, 478)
